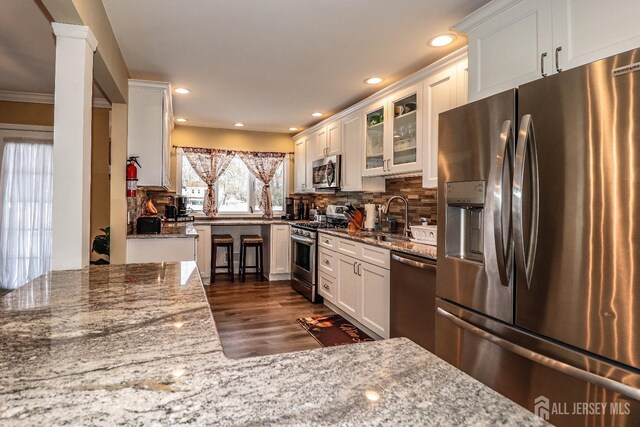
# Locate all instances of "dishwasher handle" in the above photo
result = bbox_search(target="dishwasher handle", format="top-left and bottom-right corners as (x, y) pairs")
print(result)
(391, 254), (436, 271)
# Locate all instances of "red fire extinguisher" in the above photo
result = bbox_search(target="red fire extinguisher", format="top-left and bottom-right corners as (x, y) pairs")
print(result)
(126, 156), (141, 197)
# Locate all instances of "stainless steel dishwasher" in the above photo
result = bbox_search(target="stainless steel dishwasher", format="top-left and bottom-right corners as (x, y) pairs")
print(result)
(390, 251), (437, 352)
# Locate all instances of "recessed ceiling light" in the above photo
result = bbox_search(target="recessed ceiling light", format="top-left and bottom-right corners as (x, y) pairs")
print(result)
(428, 34), (456, 47)
(288, 127), (299, 131)
(234, 122), (245, 127)
(311, 112), (323, 117)
(175, 117), (188, 122)
(364, 77), (384, 85)
(174, 88), (190, 94)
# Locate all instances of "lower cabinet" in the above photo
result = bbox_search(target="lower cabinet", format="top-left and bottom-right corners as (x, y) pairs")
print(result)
(126, 237), (197, 264)
(263, 224), (291, 280)
(359, 261), (390, 338)
(336, 253), (361, 319)
(318, 233), (390, 338)
(195, 225), (212, 278)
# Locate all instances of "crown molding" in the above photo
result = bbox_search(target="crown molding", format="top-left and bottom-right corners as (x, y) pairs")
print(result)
(0, 91), (112, 109)
(293, 46), (468, 139)
(52, 23), (98, 52)
(453, 0), (524, 34)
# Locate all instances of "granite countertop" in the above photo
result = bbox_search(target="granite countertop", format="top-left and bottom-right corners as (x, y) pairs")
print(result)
(0, 262), (545, 426)
(127, 222), (199, 239)
(319, 229), (438, 261)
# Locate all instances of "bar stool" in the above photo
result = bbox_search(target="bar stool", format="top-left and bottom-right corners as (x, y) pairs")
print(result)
(239, 235), (264, 282)
(211, 234), (234, 283)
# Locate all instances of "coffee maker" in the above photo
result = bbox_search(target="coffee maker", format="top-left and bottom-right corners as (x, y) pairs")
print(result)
(284, 197), (295, 220)
(176, 196), (188, 216)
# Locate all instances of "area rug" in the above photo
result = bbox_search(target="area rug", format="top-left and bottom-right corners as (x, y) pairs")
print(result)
(296, 314), (375, 347)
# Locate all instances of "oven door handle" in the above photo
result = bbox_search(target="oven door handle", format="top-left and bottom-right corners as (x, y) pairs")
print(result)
(291, 235), (315, 245)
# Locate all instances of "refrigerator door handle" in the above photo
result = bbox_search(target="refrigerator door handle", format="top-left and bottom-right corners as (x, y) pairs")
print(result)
(513, 114), (540, 289)
(493, 120), (514, 287)
(436, 307), (640, 401)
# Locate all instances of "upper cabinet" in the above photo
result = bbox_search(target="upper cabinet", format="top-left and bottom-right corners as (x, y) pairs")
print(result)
(362, 83), (423, 177)
(362, 98), (387, 177)
(294, 136), (308, 193)
(458, 0), (553, 102)
(341, 112), (385, 192)
(387, 84), (422, 175)
(551, 0), (640, 71)
(127, 80), (173, 188)
(422, 60), (467, 188)
(313, 120), (342, 160)
(457, 0), (640, 102)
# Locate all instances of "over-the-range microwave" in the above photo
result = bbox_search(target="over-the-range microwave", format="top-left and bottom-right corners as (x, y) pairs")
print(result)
(312, 155), (341, 190)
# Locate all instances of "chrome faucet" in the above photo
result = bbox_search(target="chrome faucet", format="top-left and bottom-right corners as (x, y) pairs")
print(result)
(381, 196), (411, 237)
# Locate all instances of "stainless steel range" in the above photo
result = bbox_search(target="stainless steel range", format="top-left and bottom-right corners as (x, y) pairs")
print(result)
(290, 224), (318, 302)
(290, 205), (349, 303)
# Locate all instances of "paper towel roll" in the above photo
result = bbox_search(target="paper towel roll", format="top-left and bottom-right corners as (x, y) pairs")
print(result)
(364, 203), (377, 230)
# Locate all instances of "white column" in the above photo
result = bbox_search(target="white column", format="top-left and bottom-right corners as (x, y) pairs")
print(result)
(51, 23), (98, 270)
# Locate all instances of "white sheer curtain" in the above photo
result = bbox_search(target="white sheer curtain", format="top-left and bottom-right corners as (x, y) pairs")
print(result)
(0, 139), (53, 290)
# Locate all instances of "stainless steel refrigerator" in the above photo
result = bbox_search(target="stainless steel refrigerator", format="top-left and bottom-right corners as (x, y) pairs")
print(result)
(436, 48), (640, 426)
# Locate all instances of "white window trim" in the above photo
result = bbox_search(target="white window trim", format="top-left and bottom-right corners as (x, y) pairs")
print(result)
(178, 152), (288, 217)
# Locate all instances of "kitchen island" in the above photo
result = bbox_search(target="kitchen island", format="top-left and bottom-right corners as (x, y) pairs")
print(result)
(126, 223), (198, 264)
(0, 262), (546, 426)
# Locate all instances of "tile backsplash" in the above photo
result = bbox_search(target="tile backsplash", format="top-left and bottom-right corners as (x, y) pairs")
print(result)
(294, 176), (437, 227)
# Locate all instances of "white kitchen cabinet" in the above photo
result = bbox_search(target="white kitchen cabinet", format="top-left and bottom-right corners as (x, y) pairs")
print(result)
(457, 0), (553, 102)
(318, 232), (390, 338)
(340, 112), (385, 192)
(195, 225), (211, 279)
(127, 80), (173, 188)
(314, 126), (327, 159)
(264, 224), (291, 280)
(362, 98), (387, 177)
(362, 84), (423, 177)
(551, 0), (640, 72)
(386, 84), (423, 175)
(294, 137), (308, 193)
(126, 237), (196, 264)
(318, 271), (337, 304)
(458, 0), (640, 102)
(326, 121), (341, 157)
(422, 64), (461, 188)
(359, 261), (390, 338)
(318, 247), (337, 277)
(336, 252), (361, 319)
(312, 121), (342, 159)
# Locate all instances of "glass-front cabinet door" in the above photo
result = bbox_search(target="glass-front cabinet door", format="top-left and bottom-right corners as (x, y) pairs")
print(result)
(388, 84), (422, 174)
(362, 99), (387, 177)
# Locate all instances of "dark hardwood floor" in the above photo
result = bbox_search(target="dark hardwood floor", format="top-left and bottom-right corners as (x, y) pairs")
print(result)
(205, 277), (334, 359)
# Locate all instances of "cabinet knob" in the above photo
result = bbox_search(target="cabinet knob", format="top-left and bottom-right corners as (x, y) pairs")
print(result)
(324, 239), (330, 244)
(324, 259), (330, 265)
(323, 284), (329, 289)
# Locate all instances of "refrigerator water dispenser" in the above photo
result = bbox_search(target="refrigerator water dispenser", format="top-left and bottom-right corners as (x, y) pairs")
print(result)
(445, 181), (485, 263)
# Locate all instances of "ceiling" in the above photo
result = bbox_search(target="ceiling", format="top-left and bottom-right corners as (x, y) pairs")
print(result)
(0, 0), (107, 99)
(103, 0), (488, 133)
(0, 0), (56, 94)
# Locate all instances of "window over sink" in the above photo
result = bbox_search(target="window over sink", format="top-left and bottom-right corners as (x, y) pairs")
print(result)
(179, 154), (285, 215)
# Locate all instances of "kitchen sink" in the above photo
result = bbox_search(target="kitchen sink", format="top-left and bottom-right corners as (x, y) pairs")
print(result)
(358, 232), (410, 243)
(375, 235), (410, 243)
